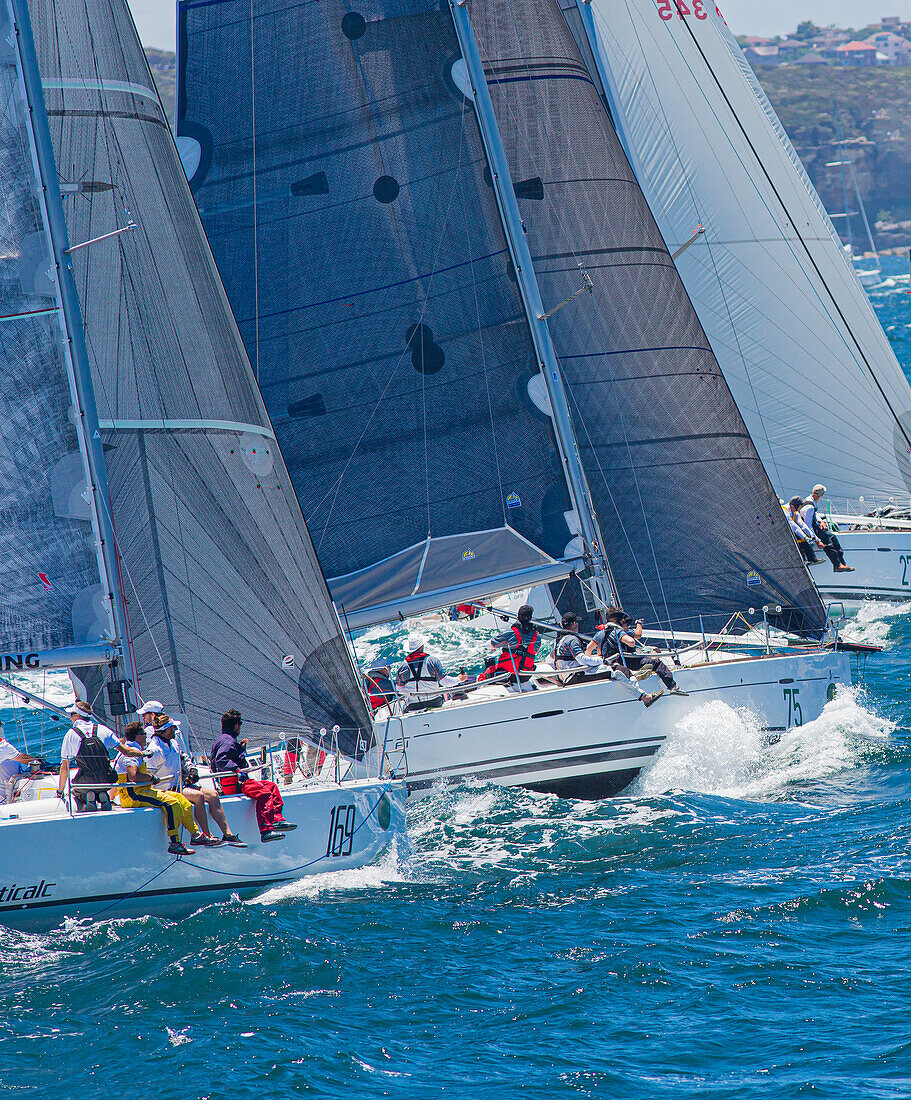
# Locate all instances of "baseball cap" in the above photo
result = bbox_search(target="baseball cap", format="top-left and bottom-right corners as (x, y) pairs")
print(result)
(137, 700), (164, 716)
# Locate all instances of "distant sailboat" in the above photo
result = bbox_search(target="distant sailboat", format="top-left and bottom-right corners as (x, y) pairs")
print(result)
(0, 0), (403, 930)
(177, 0), (857, 799)
(568, 0), (911, 606)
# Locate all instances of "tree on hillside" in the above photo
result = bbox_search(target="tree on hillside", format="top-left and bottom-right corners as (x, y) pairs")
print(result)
(795, 20), (819, 40)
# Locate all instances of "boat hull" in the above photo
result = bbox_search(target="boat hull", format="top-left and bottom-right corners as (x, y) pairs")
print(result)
(373, 651), (850, 799)
(815, 529), (911, 605)
(0, 779), (405, 931)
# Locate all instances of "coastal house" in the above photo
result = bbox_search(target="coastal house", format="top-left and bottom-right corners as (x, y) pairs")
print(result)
(832, 40), (882, 65)
(743, 44), (780, 66)
(864, 30), (911, 64)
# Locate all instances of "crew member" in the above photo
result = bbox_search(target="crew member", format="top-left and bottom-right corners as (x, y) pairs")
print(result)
(146, 714), (243, 847)
(784, 497), (825, 565)
(0, 719), (39, 804)
(57, 700), (145, 812)
(800, 485), (854, 572)
(115, 723), (207, 855)
(587, 608), (688, 696)
(396, 634), (454, 711)
(554, 613), (663, 706)
(488, 604), (539, 688)
(210, 709), (296, 842)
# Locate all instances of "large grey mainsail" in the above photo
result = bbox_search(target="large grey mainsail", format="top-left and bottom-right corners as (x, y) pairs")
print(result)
(176, 0), (581, 627)
(462, 0), (826, 634)
(0, 0), (115, 661)
(29, 0), (371, 748)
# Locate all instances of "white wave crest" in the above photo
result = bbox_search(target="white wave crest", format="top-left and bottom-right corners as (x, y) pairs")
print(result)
(248, 842), (407, 906)
(636, 686), (891, 800)
(848, 600), (911, 648)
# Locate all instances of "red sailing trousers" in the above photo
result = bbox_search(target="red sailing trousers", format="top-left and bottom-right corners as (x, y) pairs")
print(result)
(221, 776), (286, 832)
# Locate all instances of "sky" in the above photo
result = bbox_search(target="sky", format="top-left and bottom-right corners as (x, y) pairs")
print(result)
(128, 0), (911, 50)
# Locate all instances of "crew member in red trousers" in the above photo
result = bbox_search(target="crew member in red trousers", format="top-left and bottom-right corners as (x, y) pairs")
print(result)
(209, 709), (296, 843)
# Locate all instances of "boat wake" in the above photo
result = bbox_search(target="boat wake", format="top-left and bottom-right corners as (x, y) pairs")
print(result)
(636, 685), (893, 801)
(248, 840), (409, 907)
(848, 599), (911, 647)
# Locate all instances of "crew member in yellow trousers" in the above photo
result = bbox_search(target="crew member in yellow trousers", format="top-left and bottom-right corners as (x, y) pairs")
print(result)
(115, 723), (211, 856)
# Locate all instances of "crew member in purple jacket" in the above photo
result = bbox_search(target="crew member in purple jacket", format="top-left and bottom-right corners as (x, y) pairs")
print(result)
(210, 709), (296, 843)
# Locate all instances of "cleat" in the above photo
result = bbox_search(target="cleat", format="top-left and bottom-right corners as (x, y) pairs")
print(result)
(260, 830), (286, 843)
(168, 840), (195, 856)
(641, 690), (664, 708)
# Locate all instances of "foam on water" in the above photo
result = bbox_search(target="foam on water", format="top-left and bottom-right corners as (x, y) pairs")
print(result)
(848, 599), (911, 647)
(636, 685), (893, 801)
(248, 841), (408, 906)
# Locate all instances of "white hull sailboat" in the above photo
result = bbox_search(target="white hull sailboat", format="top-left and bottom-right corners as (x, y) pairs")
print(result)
(0, 776), (404, 931)
(569, 0), (911, 609)
(371, 649), (850, 799)
(177, 0), (864, 800)
(0, 0), (404, 927)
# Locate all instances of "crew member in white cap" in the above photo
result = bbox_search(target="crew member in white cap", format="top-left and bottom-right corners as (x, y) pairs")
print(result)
(800, 485), (854, 572)
(395, 634), (455, 711)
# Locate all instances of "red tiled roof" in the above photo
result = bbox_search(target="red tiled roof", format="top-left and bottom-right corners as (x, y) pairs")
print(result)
(837, 40), (879, 51)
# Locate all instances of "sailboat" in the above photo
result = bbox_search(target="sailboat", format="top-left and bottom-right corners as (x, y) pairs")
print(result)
(566, 0), (911, 607)
(0, 0), (404, 930)
(176, 0), (858, 799)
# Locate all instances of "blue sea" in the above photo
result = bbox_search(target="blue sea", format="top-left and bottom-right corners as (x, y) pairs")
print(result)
(4, 259), (911, 1098)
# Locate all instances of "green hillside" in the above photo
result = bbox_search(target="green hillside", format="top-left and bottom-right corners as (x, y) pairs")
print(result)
(755, 65), (911, 237)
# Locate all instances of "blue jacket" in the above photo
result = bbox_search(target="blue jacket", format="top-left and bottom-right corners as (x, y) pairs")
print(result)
(210, 728), (248, 779)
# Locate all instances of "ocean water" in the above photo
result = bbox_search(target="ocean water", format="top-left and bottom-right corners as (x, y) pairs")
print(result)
(4, 264), (911, 1097)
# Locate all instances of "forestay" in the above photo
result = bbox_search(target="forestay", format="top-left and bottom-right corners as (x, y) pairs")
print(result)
(465, 0), (826, 635)
(176, 0), (581, 627)
(0, 0), (113, 660)
(575, 0), (911, 504)
(30, 0), (371, 750)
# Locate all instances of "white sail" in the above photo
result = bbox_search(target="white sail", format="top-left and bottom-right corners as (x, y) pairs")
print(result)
(574, 0), (911, 506)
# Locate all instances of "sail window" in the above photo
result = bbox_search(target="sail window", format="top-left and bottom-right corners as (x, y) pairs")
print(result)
(291, 171), (329, 197)
(372, 175), (400, 203)
(341, 12), (366, 39)
(405, 323), (444, 374)
(288, 394), (327, 418)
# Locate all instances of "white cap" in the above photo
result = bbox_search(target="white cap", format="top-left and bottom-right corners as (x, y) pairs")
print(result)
(137, 700), (164, 716)
(812, 484), (827, 495)
(406, 633), (425, 653)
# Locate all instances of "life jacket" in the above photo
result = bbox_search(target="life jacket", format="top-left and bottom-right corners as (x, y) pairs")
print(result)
(363, 667), (397, 714)
(403, 652), (443, 693)
(553, 631), (582, 667)
(493, 623), (538, 675)
(73, 725), (117, 789)
(456, 603), (478, 620)
(595, 624), (625, 663)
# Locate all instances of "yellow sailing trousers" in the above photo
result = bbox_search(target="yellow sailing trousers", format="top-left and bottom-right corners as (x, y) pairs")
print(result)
(117, 776), (196, 839)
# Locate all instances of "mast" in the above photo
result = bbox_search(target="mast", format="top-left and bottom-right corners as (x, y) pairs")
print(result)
(448, 0), (616, 609)
(10, 0), (135, 693)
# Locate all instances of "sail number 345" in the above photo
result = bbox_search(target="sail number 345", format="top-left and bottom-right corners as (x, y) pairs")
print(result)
(657, 0), (710, 19)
